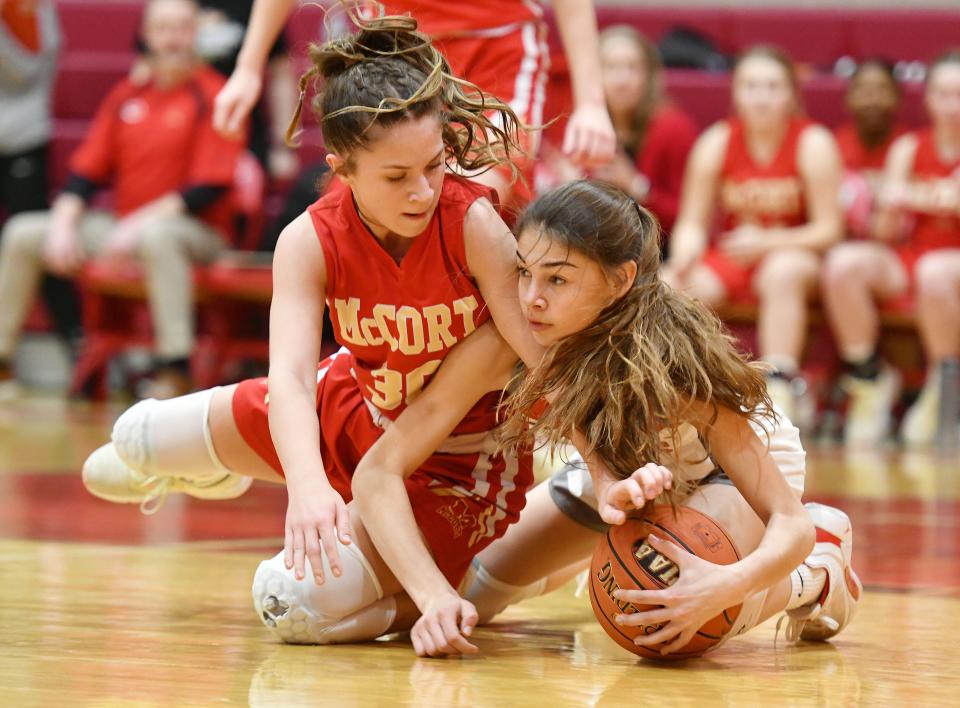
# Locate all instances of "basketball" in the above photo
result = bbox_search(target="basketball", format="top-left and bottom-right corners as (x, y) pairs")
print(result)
(589, 505), (742, 660)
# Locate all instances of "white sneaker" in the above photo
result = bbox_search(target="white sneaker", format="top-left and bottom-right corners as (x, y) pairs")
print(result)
(842, 367), (901, 445)
(781, 503), (862, 642)
(901, 375), (939, 448)
(82, 442), (253, 513)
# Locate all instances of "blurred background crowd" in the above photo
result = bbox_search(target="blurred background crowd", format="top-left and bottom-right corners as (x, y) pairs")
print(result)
(2, 0), (960, 452)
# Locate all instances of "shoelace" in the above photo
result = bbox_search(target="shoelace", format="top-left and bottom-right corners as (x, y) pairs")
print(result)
(137, 475), (172, 515)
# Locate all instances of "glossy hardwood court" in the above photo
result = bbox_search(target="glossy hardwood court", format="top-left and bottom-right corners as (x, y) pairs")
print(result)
(2, 395), (960, 706)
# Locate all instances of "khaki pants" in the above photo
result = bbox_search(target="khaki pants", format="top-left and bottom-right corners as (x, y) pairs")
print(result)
(0, 210), (224, 360)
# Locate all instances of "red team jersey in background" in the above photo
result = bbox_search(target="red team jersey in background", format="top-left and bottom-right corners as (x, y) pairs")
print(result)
(382, 0), (542, 36)
(233, 175), (533, 583)
(834, 123), (906, 173)
(902, 128), (960, 256)
(68, 66), (241, 239)
(703, 116), (812, 302)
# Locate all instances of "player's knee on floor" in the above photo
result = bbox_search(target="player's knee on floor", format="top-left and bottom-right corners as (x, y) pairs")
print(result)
(252, 542), (395, 644)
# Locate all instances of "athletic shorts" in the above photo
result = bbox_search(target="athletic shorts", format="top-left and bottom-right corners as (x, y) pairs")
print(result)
(701, 247), (760, 305)
(434, 21), (550, 210)
(232, 350), (533, 585)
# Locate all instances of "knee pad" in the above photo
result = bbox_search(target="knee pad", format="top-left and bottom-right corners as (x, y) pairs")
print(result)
(252, 542), (393, 645)
(459, 558), (547, 625)
(112, 387), (231, 479)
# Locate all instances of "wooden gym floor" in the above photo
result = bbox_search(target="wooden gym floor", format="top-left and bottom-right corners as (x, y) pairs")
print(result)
(1, 395), (959, 706)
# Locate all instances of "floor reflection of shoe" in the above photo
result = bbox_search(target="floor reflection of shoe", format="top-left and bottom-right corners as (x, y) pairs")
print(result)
(842, 367), (901, 446)
(781, 503), (862, 642)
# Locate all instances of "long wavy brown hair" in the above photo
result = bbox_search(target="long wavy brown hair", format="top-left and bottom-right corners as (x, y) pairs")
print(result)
(287, 6), (527, 178)
(501, 181), (775, 491)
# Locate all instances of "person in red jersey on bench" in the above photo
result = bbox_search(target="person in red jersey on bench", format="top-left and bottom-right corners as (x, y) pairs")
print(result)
(663, 46), (844, 428)
(835, 59), (907, 240)
(823, 50), (960, 448)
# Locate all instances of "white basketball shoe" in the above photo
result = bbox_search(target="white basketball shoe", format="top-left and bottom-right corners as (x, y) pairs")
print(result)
(82, 443), (252, 513)
(781, 503), (863, 642)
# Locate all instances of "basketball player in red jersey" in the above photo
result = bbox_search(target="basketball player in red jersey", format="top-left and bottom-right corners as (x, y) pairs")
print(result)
(823, 51), (960, 447)
(663, 46), (844, 426)
(79, 15), (573, 657)
(449, 181), (859, 657)
(211, 0), (616, 203)
(834, 60), (907, 239)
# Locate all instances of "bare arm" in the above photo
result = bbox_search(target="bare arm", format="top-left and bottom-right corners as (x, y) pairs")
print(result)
(213, 0), (298, 135)
(267, 212), (354, 583)
(352, 323), (516, 608)
(352, 322), (518, 655)
(873, 133), (918, 243)
(696, 405), (814, 598)
(551, 0), (616, 166)
(664, 123), (729, 277)
(463, 198), (546, 369)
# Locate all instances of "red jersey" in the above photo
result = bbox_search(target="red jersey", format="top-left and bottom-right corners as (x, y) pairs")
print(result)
(718, 117), (811, 232)
(69, 65), (242, 238)
(834, 122), (906, 173)
(904, 129), (960, 252)
(310, 174), (501, 434)
(634, 104), (698, 233)
(380, 0), (542, 37)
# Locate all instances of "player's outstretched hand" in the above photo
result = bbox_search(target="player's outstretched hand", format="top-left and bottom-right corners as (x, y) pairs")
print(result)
(213, 64), (262, 138)
(598, 463), (673, 525)
(283, 477), (353, 585)
(562, 103), (617, 168)
(411, 593), (479, 658)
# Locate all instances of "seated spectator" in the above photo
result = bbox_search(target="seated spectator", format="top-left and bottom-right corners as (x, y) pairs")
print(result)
(0, 0), (244, 399)
(822, 50), (960, 447)
(538, 25), (697, 244)
(0, 0), (84, 373)
(835, 59), (907, 238)
(663, 45), (843, 425)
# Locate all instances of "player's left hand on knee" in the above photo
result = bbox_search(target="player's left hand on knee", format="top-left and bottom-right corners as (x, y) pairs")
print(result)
(411, 594), (479, 658)
(611, 533), (745, 656)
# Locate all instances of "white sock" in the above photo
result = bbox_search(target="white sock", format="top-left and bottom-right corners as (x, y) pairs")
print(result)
(786, 564), (827, 610)
(461, 561), (548, 623)
(765, 354), (799, 376)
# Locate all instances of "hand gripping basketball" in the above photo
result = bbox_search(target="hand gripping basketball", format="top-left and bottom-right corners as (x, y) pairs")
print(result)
(612, 533), (746, 656)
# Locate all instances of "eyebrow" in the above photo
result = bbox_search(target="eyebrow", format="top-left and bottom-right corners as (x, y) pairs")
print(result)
(515, 250), (577, 269)
(382, 149), (444, 170)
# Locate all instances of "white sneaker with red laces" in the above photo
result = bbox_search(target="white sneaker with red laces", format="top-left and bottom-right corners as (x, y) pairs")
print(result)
(781, 503), (863, 642)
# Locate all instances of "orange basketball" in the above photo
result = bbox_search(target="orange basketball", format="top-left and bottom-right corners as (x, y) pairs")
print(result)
(589, 504), (742, 660)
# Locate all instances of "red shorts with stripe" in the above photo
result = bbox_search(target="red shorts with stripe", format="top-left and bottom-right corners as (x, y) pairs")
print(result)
(702, 247), (759, 305)
(232, 352), (533, 585)
(434, 21), (549, 210)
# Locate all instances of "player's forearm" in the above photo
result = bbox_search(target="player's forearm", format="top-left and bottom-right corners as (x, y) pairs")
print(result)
(763, 217), (842, 253)
(352, 470), (454, 609)
(731, 510), (815, 598)
(236, 0), (298, 72)
(552, 0), (605, 109)
(267, 371), (329, 488)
